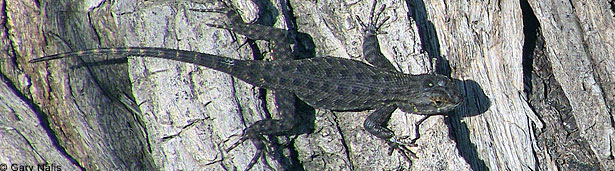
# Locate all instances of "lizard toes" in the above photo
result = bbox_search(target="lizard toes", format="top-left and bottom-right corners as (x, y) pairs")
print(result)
(389, 135), (419, 147)
(387, 141), (419, 160)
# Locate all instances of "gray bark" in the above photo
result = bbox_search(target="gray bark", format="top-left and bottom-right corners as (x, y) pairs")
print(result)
(1, 0), (613, 170)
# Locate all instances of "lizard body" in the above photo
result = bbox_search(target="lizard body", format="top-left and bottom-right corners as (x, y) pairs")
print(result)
(31, 0), (462, 169)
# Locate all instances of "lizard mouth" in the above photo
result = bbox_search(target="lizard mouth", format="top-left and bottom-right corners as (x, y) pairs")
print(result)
(430, 90), (462, 112)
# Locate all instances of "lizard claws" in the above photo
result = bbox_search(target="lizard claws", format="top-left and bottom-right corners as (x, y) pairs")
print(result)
(388, 141), (418, 162)
(387, 135), (419, 162)
(190, 0), (242, 30)
(389, 135), (420, 147)
(188, 0), (233, 14)
(223, 129), (270, 171)
(223, 130), (248, 152)
(355, 0), (391, 36)
(188, 8), (228, 14)
(387, 115), (434, 162)
(205, 23), (230, 30)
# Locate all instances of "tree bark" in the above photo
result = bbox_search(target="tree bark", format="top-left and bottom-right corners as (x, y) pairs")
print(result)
(1, 0), (613, 170)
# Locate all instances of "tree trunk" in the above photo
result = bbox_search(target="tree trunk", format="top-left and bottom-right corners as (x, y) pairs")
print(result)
(1, 0), (613, 170)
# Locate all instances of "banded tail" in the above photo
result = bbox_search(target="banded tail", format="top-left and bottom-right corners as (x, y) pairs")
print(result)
(30, 47), (252, 80)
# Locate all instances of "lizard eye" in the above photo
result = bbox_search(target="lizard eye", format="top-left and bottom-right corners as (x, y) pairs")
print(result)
(424, 80), (434, 87)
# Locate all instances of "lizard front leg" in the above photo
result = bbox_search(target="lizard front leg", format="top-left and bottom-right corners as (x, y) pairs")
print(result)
(363, 104), (419, 161)
(356, 1), (396, 71)
(357, 0), (431, 163)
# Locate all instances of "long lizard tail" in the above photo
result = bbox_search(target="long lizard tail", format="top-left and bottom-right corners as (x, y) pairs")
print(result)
(30, 47), (250, 77)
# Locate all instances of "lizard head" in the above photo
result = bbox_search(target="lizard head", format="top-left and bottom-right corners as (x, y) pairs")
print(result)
(396, 74), (462, 115)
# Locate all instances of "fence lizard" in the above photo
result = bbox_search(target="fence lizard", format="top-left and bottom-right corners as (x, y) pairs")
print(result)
(30, 0), (463, 169)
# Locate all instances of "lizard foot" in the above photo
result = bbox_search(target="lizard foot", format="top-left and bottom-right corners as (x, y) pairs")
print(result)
(387, 115), (433, 162)
(189, 0), (233, 14)
(355, 0), (391, 36)
(224, 118), (296, 170)
(388, 135), (419, 160)
(190, 1), (259, 51)
(224, 129), (272, 171)
(389, 135), (420, 147)
(189, 0), (244, 30)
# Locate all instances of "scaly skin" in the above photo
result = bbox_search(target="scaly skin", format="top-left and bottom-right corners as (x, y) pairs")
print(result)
(30, 0), (463, 169)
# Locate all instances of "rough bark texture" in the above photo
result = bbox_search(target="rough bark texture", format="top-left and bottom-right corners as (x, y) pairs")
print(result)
(1, 0), (614, 170)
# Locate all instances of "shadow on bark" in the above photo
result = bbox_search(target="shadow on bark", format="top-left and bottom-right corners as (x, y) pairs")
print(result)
(407, 0), (491, 170)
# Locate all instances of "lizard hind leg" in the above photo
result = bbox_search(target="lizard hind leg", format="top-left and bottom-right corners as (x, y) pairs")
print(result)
(192, 1), (289, 42)
(193, 1), (298, 169)
(224, 116), (296, 170)
(192, 0), (292, 60)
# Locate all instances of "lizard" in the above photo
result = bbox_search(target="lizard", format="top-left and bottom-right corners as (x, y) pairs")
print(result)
(30, 0), (463, 169)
